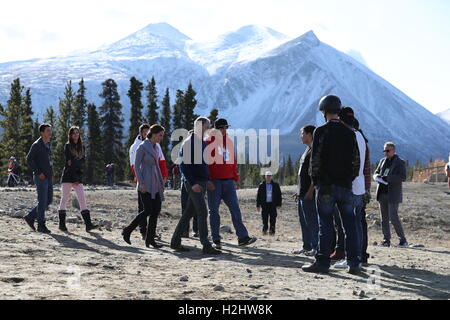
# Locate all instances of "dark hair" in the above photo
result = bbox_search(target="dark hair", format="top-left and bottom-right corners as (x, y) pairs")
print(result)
(301, 125), (316, 135)
(139, 123), (150, 133)
(194, 117), (211, 126)
(39, 123), (52, 133)
(146, 124), (165, 139)
(67, 126), (84, 158)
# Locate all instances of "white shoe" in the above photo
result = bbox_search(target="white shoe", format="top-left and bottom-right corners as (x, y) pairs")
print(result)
(305, 249), (317, 256)
(334, 259), (348, 269)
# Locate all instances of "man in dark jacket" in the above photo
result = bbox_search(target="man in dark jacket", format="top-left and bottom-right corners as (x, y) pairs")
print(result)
(257, 171), (282, 235)
(302, 94), (361, 275)
(373, 142), (408, 248)
(24, 124), (54, 234)
(170, 117), (221, 255)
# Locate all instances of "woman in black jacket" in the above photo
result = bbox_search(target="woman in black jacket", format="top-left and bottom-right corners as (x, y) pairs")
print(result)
(58, 126), (97, 232)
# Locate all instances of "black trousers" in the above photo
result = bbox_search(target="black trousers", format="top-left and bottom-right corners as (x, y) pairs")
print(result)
(261, 203), (277, 232)
(181, 180), (198, 236)
(361, 205), (369, 261)
(127, 192), (161, 241)
(138, 191), (147, 235)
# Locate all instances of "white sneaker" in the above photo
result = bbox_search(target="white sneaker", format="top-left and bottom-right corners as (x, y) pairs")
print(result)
(305, 249), (317, 256)
(334, 259), (348, 269)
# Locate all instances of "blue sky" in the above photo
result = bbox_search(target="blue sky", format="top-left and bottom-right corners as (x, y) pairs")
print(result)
(1, 0), (449, 114)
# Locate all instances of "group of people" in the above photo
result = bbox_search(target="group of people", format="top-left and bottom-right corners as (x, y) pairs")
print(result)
(296, 95), (408, 275)
(22, 94), (410, 275)
(122, 118), (257, 254)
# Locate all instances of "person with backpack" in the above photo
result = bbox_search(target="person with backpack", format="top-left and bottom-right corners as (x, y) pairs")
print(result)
(257, 171), (282, 236)
(302, 95), (361, 275)
(58, 126), (98, 232)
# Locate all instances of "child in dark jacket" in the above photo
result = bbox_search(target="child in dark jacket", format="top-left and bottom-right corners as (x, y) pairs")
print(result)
(256, 171), (282, 235)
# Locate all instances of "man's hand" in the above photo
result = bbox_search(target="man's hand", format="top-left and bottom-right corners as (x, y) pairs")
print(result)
(192, 184), (203, 193)
(292, 194), (299, 202)
(38, 173), (46, 180)
(233, 180), (239, 190)
(139, 184), (147, 194)
(207, 181), (215, 191)
(304, 190), (314, 201)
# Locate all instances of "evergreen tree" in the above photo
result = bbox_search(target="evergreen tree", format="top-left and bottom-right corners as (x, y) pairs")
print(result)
(160, 88), (172, 160)
(182, 82), (197, 130)
(208, 108), (219, 124)
(172, 89), (185, 149)
(0, 78), (23, 166)
(145, 77), (159, 125)
(44, 105), (58, 151)
(86, 103), (103, 184)
(54, 81), (75, 178)
(99, 78), (126, 181)
(19, 88), (35, 174)
(32, 118), (40, 143)
(126, 76), (144, 150)
(72, 78), (87, 129)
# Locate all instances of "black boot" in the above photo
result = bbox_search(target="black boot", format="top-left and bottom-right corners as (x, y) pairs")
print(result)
(58, 210), (68, 232)
(145, 220), (162, 249)
(122, 226), (132, 245)
(81, 210), (98, 232)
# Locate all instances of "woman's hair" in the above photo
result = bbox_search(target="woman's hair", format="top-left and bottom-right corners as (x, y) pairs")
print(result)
(146, 124), (165, 139)
(67, 126), (84, 158)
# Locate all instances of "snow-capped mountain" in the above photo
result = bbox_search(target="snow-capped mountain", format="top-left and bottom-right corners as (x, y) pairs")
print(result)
(0, 23), (449, 162)
(436, 109), (450, 125)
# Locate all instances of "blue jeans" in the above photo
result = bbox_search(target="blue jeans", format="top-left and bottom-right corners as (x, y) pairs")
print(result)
(298, 197), (319, 251)
(353, 194), (364, 260)
(315, 185), (360, 269)
(207, 179), (249, 241)
(26, 176), (53, 226)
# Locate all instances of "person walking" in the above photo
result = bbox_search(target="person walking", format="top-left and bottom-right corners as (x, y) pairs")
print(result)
(129, 123), (168, 240)
(205, 118), (257, 249)
(257, 171), (282, 236)
(58, 126), (98, 232)
(293, 125), (319, 256)
(445, 154), (450, 189)
(24, 124), (54, 234)
(302, 95), (361, 275)
(122, 125), (166, 248)
(170, 117), (221, 255)
(373, 141), (408, 248)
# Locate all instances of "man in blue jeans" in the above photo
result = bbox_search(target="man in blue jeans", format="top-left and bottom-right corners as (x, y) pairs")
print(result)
(24, 124), (54, 234)
(205, 118), (257, 248)
(302, 95), (361, 275)
(293, 125), (319, 256)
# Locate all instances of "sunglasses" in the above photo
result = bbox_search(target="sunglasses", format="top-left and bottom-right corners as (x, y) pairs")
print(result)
(383, 150), (392, 153)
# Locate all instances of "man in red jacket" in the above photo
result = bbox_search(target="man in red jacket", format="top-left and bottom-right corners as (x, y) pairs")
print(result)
(205, 118), (257, 249)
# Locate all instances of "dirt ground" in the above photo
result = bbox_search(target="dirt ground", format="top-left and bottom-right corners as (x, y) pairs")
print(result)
(0, 182), (449, 300)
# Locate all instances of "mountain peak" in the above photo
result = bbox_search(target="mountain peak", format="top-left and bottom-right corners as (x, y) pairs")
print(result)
(136, 22), (191, 41)
(298, 30), (320, 44)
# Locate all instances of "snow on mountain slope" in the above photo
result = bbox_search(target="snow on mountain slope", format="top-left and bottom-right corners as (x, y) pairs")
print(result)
(436, 108), (450, 125)
(187, 25), (290, 74)
(0, 23), (448, 162)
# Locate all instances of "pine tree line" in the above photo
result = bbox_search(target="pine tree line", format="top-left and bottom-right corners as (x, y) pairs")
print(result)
(0, 76), (215, 185)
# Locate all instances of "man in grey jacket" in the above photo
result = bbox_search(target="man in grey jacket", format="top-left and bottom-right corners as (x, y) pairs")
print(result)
(373, 141), (408, 248)
(24, 124), (54, 234)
